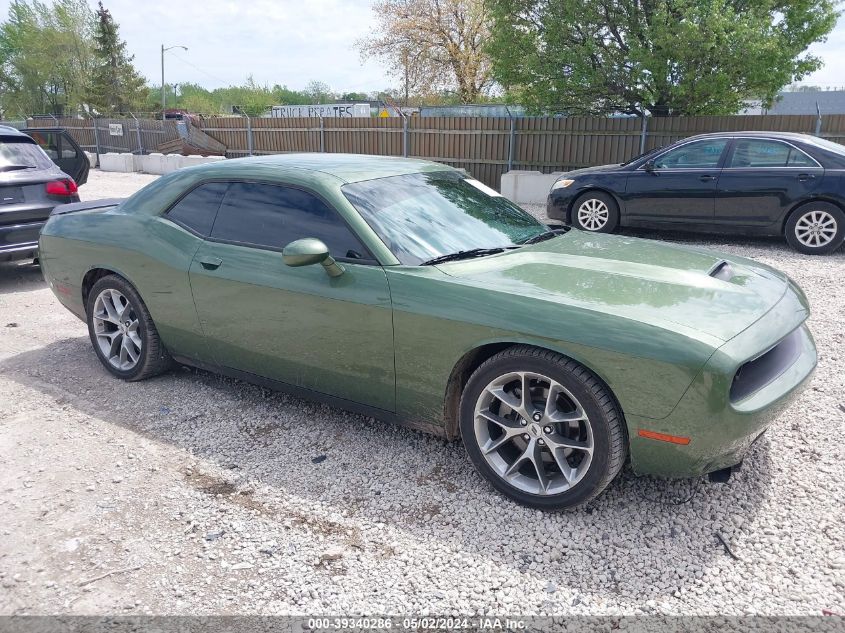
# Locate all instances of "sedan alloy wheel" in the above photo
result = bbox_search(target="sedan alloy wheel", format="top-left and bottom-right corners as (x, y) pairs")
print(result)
(576, 198), (610, 231)
(794, 210), (837, 248)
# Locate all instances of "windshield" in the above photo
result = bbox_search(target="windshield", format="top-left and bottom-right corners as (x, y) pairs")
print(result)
(0, 139), (53, 170)
(620, 145), (665, 166)
(342, 171), (547, 265)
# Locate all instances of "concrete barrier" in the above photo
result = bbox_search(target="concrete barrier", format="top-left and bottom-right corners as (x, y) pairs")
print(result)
(98, 152), (134, 173)
(134, 153), (226, 174)
(84, 151), (97, 168)
(137, 153), (167, 174)
(500, 170), (565, 205)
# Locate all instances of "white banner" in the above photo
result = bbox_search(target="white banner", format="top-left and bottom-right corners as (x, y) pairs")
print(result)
(270, 103), (370, 118)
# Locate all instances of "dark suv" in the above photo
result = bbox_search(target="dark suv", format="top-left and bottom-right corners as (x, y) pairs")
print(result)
(0, 125), (88, 262)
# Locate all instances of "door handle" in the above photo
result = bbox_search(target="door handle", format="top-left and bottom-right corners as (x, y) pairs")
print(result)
(797, 173), (816, 182)
(699, 174), (716, 182)
(199, 256), (222, 270)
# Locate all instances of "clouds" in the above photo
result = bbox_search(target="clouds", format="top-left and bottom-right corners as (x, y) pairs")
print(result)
(804, 20), (845, 87)
(75, 0), (390, 93)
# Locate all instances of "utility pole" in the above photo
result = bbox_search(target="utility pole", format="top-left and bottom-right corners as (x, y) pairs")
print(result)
(161, 44), (188, 120)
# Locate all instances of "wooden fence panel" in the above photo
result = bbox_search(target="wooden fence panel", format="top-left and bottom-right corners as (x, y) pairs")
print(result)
(39, 114), (845, 190)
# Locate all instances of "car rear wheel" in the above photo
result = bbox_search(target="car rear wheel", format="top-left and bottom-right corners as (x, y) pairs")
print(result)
(86, 275), (172, 381)
(460, 346), (626, 510)
(785, 202), (845, 255)
(571, 191), (619, 233)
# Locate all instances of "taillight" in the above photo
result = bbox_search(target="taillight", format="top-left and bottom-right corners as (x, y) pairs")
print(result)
(45, 178), (78, 196)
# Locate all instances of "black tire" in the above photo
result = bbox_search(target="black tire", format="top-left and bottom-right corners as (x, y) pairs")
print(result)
(459, 345), (626, 510)
(784, 201), (845, 255)
(85, 274), (172, 381)
(571, 191), (620, 233)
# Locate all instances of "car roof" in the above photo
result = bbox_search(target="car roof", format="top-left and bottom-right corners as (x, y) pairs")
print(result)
(221, 153), (454, 183)
(682, 131), (817, 142)
(0, 125), (36, 143)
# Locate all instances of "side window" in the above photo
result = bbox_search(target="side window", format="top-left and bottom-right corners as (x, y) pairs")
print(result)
(59, 132), (79, 159)
(654, 139), (728, 169)
(729, 140), (791, 168)
(166, 182), (229, 236)
(28, 130), (59, 160)
(786, 147), (817, 167)
(210, 182), (370, 260)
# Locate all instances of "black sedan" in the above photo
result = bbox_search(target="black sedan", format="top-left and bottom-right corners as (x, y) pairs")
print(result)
(547, 131), (845, 254)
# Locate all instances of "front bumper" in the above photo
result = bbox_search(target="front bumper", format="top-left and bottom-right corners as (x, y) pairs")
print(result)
(547, 191), (574, 223)
(627, 289), (817, 478)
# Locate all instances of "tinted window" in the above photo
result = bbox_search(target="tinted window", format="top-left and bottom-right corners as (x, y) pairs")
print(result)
(786, 147), (817, 167)
(210, 182), (369, 259)
(0, 138), (54, 170)
(166, 182), (229, 236)
(342, 171), (546, 266)
(26, 131), (59, 160)
(654, 139), (728, 169)
(728, 140), (785, 167)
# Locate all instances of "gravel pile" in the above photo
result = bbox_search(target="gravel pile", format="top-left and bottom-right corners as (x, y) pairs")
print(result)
(0, 170), (842, 616)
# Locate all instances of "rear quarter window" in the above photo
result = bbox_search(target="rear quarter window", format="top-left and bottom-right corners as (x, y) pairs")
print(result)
(165, 182), (229, 236)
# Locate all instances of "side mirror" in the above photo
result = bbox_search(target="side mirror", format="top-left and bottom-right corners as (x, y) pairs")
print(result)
(643, 159), (656, 172)
(282, 238), (344, 277)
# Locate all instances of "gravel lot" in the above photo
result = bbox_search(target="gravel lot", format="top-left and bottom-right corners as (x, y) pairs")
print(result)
(0, 169), (843, 617)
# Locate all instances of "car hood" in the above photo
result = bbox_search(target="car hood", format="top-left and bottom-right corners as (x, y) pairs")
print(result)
(558, 164), (624, 179)
(435, 231), (791, 344)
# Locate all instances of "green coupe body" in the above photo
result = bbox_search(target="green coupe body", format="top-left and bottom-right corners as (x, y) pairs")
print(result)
(39, 154), (816, 490)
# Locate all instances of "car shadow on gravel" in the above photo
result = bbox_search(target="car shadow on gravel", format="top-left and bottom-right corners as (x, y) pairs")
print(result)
(0, 261), (45, 296)
(1, 336), (775, 606)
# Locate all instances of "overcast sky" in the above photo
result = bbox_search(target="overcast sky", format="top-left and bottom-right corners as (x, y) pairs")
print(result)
(2, 0), (843, 94)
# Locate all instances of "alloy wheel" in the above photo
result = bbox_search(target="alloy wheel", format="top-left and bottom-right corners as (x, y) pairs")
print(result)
(576, 199), (609, 231)
(794, 210), (838, 248)
(473, 371), (594, 495)
(92, 289), (142, 371)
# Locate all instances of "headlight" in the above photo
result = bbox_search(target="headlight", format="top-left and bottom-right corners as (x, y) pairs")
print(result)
(551, 178), (575, 191)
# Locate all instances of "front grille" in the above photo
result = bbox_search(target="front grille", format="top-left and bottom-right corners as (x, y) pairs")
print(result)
(730, 328), (803, 402)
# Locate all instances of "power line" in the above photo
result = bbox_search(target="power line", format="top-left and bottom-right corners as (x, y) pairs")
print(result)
(167, 52), (231, 88)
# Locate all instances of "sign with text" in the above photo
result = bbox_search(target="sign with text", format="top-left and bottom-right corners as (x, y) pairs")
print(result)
(271, 103), (370, 118)
(108, 123), (123, 136)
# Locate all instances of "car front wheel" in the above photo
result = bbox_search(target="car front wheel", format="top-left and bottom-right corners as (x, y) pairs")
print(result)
(571, 191), (619, 233)
(460, 346), (626, 510)
(784, 202), (845, 255)
(86, 274), (172, 381)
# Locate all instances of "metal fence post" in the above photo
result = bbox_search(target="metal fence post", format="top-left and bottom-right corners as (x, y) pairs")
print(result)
(815, 103), (822, 136)
(319, 117), (325, 153)
(403, 114), (409, 158)
(130, 112), (144, 154)
(92, 118), (101, 167)
(507, 114), (515, 172)
(640, 115), (649, 154)
(246, 114), (253, 156)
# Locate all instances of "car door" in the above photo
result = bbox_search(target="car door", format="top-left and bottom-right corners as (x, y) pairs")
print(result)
(715, 138), (824, 228)
(188, 180), (396, 412)
(624, 137), (729, 223)
(25, 128), (89, 185)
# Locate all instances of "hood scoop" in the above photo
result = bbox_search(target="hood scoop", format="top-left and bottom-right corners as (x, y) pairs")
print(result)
(709, 261), (735, 282)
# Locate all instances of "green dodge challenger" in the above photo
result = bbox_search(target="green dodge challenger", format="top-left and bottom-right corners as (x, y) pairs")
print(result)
(39, 154), (817, 509)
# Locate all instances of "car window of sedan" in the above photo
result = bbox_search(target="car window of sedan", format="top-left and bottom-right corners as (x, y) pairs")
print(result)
(653, 139), (728, 169)
(165, 181), (229, 236)
(209, 182), (371, 260)
(729, 139), (817, 168)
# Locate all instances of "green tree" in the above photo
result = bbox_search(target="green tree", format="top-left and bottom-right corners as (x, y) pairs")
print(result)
(487, 0), (840, 116)
(0, 0), (94, 115)
(87, 1), (146, 113)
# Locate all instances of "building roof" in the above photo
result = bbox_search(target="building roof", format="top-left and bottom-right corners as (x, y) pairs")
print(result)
(765, 91), (845, 115)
